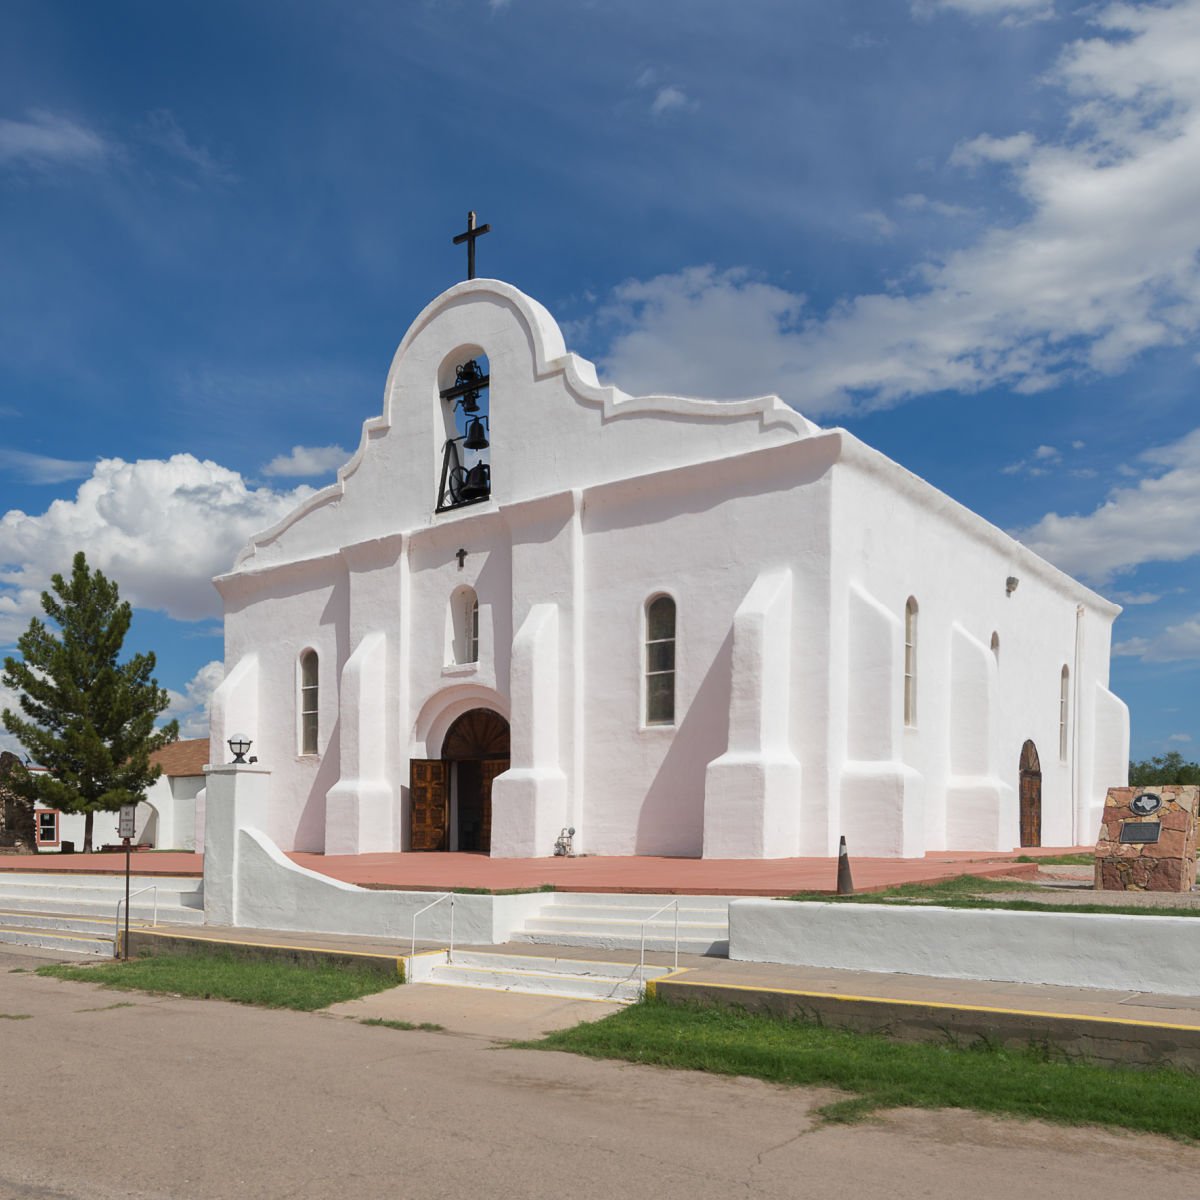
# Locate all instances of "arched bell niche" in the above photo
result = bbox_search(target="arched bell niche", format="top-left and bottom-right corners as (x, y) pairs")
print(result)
(436, 347), (491, 512)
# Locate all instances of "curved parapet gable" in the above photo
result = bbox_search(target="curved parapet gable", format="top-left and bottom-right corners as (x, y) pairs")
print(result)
(230, 278), (822, 572)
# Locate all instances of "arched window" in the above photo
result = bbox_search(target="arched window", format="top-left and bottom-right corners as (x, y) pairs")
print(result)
(448, 587), (479, 666)
(644, 595), (676, 726)
(990, 631), (1000, 662)
(299, 650), (319, 755)
(903, 598), (918, 727)
(1059, 665), (1070, 761)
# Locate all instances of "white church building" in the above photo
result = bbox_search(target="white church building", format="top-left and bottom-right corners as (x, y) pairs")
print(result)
(207, 277), (1129, 861)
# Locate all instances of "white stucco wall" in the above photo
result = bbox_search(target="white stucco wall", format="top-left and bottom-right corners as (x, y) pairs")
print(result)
(209, 279), (1127, 860)
(730, 899), (1200, 996)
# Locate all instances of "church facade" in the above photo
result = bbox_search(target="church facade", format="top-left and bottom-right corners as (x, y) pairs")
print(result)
(208, 279), (1129, 860)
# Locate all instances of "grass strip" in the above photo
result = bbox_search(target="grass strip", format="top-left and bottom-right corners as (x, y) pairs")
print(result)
(360, 1017), (444, 1032)
(528, 1000), (1200, 1142)
(38, 951), (395, 1012)
(785, 873), (1200, 918)
(1014, 853), (1094, 865)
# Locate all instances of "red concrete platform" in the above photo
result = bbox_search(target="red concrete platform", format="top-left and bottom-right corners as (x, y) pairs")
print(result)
(0, 844), (1087, 895)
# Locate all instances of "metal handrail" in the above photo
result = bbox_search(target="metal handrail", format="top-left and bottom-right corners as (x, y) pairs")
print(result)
(114, 885), (158, 955)
(639, 899), (680, 985)
(409, 892), (456, 961)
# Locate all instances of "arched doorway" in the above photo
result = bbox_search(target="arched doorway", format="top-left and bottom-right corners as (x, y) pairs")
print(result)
(1019, 740), (1041, 848)
(409, 708), (510, 853)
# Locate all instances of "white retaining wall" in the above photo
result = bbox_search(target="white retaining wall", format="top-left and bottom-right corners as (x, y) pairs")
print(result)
(729, 898), (1200, 997)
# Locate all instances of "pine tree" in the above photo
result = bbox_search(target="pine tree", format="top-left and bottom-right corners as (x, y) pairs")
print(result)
(1, 552), (178, 853)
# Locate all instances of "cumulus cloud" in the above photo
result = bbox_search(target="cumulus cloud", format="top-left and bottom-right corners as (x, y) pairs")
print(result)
(261, 444), (350, 478)
(0, 110), (112, 170)
(599, 4), (1200, 414)
(1016, 427), (1200, 585)
(164, 660), (224, 739)
(0, 454), (313, 644)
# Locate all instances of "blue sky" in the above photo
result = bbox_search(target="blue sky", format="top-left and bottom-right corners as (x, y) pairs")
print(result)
(1, 0), (1198, 760)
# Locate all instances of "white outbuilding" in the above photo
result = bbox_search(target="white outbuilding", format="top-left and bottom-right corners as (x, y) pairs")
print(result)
(207, 278), (1129, 860)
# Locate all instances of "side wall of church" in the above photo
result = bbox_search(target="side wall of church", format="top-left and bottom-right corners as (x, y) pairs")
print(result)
(829, 440), (1127, 853)
(577, 439), (837, 858)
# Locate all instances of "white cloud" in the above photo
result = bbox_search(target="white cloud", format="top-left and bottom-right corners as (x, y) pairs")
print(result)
(650, 86), (695, 118)
(143, 109), (234, 184)
(164, 660), (223, 739)
(0, 454), (313, 643)
(1114, 616), (1200, 662)
(0, 450), (93, 484)
(1167, 732), (1194, 742)
(897, 192), (971, 217)
(1110, 590), (1162, 606)
(859, 210), (898, 238)
(261, 444), (350, 478)
(0, 110), (111, 169)
(599, 5), (1200, 414)
(1017, 426), (1200, 584)
(913, 0), (1054, 22)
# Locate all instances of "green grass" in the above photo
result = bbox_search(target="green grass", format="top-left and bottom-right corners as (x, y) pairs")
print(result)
(38, 952), (396, 1012)
(784, 873), (1200, 918)
(360, 1017), (444, 1032)
(529, 1000), (1200, 1141)
(0, 1012), (32, 1020)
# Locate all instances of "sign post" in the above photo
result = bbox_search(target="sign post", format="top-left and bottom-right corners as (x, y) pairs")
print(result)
(118, 804), (136, 958)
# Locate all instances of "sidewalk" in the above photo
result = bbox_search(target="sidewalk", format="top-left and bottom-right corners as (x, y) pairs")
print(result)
(121, 919), (1200, 1067)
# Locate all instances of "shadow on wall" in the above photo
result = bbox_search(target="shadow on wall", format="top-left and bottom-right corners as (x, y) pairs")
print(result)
(299, 715), (342, 852)
(635, 627), (733, 856)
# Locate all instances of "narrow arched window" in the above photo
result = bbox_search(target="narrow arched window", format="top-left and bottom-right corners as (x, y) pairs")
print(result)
(448, 587), (479, 666)
(300, 650), (319, 755)
(904, 598), (918, 727)
(990, 632), (1000, 662)
(1059, 665), (1069, 761)
(645, 595), (676, 726)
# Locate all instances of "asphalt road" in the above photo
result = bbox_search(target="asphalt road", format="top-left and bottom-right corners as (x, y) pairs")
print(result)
(2, 946), (1197, 1200)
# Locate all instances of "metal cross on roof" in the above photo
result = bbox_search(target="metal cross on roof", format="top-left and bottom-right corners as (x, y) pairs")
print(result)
(452, 210), (491, 280)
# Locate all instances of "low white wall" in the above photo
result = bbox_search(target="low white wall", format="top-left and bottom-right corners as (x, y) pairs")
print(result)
(230, 828), (550, 945)
(729, 899), (1200, 997)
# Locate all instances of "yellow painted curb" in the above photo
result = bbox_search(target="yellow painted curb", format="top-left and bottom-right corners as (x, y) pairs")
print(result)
(658, 977), (1200, 1034)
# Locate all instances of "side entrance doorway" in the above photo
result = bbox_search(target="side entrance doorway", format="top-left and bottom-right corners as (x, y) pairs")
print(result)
(1019, 739), (1042, 848)
(409, 709), (510, 852)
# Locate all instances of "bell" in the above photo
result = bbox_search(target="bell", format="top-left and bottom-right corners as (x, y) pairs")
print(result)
(463, 416), (489, 450)
(458, 463), (491, 502)
(458, 390), (480, 414)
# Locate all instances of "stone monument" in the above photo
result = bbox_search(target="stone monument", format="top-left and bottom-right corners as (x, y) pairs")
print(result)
(1094, 785), (1198, 892)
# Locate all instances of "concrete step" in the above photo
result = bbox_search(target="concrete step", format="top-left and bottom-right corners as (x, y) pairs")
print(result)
(406, 950), (670, 1003)
(0, 893), (206, 924)
(0, 924), (114, 956)
(549, 902), (730, 922)
(512, 928), (728, 955)
(0, 874), (203, 904)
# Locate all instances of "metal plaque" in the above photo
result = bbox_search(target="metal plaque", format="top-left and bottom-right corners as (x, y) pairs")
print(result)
(118, 804), (137, 840)
(1118, 821), (1161, 845)
(1130, 792), (1163, 817)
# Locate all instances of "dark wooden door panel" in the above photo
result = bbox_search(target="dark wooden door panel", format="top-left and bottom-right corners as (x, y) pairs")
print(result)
(410, 758), (448, 852)
(480, 759), (508, 855)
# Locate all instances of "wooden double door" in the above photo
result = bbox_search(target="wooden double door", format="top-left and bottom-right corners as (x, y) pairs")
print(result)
(410, 709), (510, 853)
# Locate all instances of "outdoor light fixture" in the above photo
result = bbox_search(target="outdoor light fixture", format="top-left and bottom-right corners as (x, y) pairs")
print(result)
(1006, 576), (1020, 596)
(228, 733), (253, 764)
